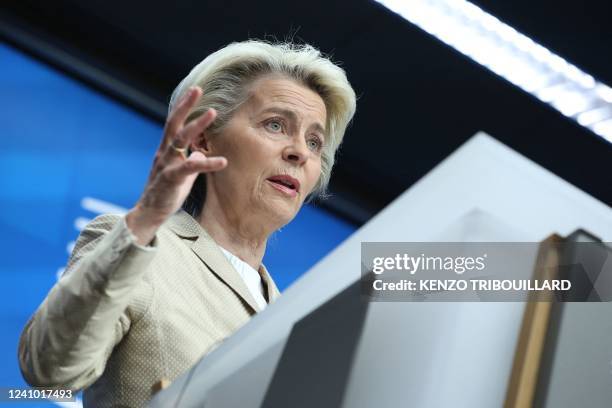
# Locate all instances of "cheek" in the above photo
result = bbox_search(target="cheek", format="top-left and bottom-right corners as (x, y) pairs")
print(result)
(306, 161), (322, 191)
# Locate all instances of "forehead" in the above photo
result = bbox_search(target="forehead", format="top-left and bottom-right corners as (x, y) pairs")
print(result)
(245, 76), (327, 123)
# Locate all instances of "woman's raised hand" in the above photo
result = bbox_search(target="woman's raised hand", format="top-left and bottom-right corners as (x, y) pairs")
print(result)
(126, 87), (227, 245)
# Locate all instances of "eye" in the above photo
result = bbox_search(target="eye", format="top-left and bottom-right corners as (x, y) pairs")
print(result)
(264, 119), (283, 133)
(307, 136), (323, 152)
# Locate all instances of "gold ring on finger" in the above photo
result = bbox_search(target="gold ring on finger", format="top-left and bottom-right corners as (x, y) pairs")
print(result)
(169, 141), (188, 159)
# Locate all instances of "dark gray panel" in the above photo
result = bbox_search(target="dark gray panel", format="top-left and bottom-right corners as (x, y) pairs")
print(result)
(262, 279), (370, 408)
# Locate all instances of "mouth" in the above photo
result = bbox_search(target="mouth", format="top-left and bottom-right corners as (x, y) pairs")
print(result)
(266, 175), (300, 197)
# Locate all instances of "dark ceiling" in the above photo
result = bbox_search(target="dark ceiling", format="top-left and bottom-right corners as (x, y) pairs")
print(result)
(2, 0), (611, 224)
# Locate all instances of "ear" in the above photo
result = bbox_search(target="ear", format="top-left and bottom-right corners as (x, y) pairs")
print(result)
(190, 130), (214, 155)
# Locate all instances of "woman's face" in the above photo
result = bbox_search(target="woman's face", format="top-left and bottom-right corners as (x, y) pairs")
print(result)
(199, 75), (327, 229)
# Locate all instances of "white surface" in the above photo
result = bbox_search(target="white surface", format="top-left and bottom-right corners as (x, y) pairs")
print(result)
(150, 132), (612, 407)
(341, 209), (533, 408)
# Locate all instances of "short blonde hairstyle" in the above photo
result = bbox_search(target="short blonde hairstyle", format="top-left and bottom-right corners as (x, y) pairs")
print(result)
(170, 39), (357, 216)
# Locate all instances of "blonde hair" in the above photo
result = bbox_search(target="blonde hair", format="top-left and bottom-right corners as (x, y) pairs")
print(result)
(170, 39), (356, 216)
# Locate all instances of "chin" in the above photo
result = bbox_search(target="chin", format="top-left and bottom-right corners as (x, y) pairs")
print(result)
(267, 203), (299, 227)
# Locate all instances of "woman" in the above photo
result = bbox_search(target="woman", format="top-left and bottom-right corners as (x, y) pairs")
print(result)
(18, 39), (356, 407)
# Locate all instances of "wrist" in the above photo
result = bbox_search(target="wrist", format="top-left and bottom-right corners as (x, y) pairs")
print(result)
(128, 203), (167, 227)
(125, 205), (165, 246)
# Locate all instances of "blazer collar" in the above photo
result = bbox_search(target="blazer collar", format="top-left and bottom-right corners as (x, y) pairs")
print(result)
(166, 210), (281, 312)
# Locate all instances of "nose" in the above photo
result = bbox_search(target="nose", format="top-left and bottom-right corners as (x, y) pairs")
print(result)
(282, 138), (309, 166)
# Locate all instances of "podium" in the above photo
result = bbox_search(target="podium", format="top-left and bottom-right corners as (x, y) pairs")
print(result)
(150, 133), (612, 408)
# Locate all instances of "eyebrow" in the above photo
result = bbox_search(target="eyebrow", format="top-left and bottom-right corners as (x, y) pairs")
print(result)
(259, 107), (326, 138)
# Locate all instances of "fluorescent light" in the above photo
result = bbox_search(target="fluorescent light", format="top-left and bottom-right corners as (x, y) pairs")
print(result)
(592, 119), (612, 142)
(577, 106), (612, 127)
(375, 0), (612, 144)
(596, 84), (612, 102)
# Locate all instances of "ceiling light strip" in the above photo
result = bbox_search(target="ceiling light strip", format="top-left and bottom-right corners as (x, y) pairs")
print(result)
(375, 0), (612, 143)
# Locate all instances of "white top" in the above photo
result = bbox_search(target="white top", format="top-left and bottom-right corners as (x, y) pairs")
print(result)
(219, 247), (268, 310)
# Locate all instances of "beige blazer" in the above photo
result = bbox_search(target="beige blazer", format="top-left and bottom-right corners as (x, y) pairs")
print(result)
(18, 210), (281, 407)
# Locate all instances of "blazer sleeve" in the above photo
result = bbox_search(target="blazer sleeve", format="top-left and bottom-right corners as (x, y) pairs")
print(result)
(18, 214), (157, 390)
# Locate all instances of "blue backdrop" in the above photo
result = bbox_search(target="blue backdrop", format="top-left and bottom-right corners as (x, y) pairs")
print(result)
(0, 41), (356, 406)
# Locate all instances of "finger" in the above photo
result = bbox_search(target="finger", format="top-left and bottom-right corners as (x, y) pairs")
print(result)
(172, 108), (217, 149)
(164, 153), (227, 181)
(162, 109), (216, 163)
(163, 86), (203, 144)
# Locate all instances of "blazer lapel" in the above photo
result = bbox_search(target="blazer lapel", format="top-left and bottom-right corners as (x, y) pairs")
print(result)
(259, 264), (281, 303)
(166, 210), (262, 314)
